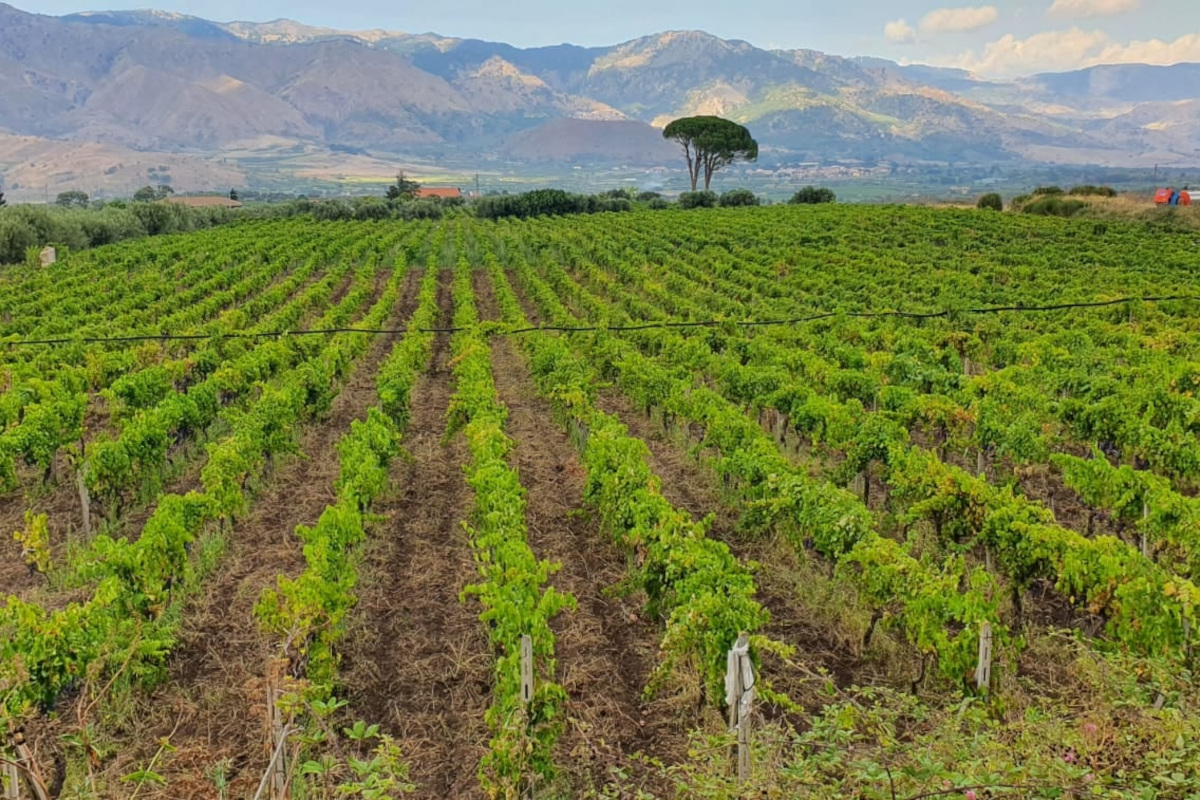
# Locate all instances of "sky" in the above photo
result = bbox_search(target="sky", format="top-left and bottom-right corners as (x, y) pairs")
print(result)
(18, 0), (1200, 76)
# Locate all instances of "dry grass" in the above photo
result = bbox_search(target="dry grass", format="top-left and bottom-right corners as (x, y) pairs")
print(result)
(1080, 193), (1200, 228)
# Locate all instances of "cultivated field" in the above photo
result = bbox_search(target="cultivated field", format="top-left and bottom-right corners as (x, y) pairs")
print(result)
(2, 206), (1199, 799)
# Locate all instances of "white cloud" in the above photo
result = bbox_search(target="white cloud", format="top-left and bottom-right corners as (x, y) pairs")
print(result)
(943, 26), (1200, 76)
(1047, 0), (1140, 20)
(885, 19), (917, 44)
(1095, 31), (1200, 65)
(919, 6), (1000, 34)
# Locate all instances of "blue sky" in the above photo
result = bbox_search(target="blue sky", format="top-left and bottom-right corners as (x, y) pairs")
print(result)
(20, 0), (1200, 75)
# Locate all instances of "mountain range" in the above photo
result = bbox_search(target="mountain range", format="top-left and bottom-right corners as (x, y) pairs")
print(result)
(1, 2), (1198, 199)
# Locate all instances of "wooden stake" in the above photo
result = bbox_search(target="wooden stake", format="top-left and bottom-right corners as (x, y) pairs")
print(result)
(3, 755), (19, 800)
(519, 635), (535, 800)
(975, 622), (993, 694)
(1141, 501), (1151, 560)
(852, 471), (867, 503)
(266, 660), (288, 800)
(11, 736), (47, 800)
(519, 635), (534, 706)
(725, 632), (755, 785)
(76, 470), (91, 541)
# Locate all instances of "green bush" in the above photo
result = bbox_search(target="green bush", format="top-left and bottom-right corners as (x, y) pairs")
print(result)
(396, 200), (444, 220)
(0, 217), (39, 265)
(1021, 196), (1088, 217)
(472, 189), (633, 220)
(678, 191), (718, 209)
(352, 198), (391, 221)
(720, 188), (760, 207)
(790, 186), (836, 205)
(1068, 185), (1117, 197)
(1032, 186), (1064, 196)
(312, 200), (354, 221)
(647, 197), (671, 210)
(976, 193), (1003, 212)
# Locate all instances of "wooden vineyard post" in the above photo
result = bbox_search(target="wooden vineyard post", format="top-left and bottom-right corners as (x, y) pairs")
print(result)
(975, 622), (993, 694)
(3, 753), (18, 800)
(1141, 501), (1151, 561)
(852, 471), (867, 505)
(725, 632), (755, 785)
(76, 469), (91, 541)
(519, 635), (536, 800)
(520, 634), (534, 706)
(264, 659), (289, 800)
(8, 731), (47, 800)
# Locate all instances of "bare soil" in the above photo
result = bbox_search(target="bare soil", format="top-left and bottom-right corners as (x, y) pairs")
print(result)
(72, 266), (417, 799)
(337, 268), (491, 800)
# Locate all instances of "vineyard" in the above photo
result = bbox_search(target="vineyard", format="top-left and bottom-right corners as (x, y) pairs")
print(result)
(1, 206), (1199, 799)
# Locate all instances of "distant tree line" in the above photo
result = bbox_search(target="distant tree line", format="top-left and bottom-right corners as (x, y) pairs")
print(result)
(0, 202), (240, 264)
(473, 189), (634, 220)
(0, 178), (843, 265)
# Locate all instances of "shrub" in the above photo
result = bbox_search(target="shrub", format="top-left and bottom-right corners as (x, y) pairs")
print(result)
(789, 186), (836, 205)
(396, 200), (444, 220)
(472, 189), (634, 220)
(720, 188), (760, 207)
(352, 198), (391, 221)
(0, 217), (39, 265)
(1068, 185), (1117, 197)
(312, 200), (354, 221)
(678, 191), (718, 209)
(1021, 196), (1088, 217)
(976, 193), (1003, 212)
(637, 191), (663, 203)
(647, 197), (671, 210)
(1032, 186), (1064, 196)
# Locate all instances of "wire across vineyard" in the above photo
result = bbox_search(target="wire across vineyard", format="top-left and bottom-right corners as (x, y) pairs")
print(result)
(2, 207), (1199, 798)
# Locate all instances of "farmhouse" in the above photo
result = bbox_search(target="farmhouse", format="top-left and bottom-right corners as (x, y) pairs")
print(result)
(161, 195), (244, 208)
(414, 187), (462, 200)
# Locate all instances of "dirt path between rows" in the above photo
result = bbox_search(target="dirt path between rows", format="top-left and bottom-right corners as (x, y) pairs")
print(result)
(337, 268), (491, 800)
(65, 266), (419, 799)
(474, 269), (682, 795)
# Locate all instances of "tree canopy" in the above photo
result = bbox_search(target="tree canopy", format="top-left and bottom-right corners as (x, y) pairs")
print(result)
(385, 172), (421, 202)
(55, 190), (89, 208)
(133, 185), (174, 202)
(789, 186), (836, 205)
(662, 116), (758, 192)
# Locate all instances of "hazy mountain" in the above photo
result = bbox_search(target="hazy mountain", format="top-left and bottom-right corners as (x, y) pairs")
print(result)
(1028, 63), (1200, 106)
(2, 0), (1199, 190)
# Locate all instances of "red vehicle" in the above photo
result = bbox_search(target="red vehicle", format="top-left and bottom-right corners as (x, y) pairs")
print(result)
(1155, 187), (1192, 206)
